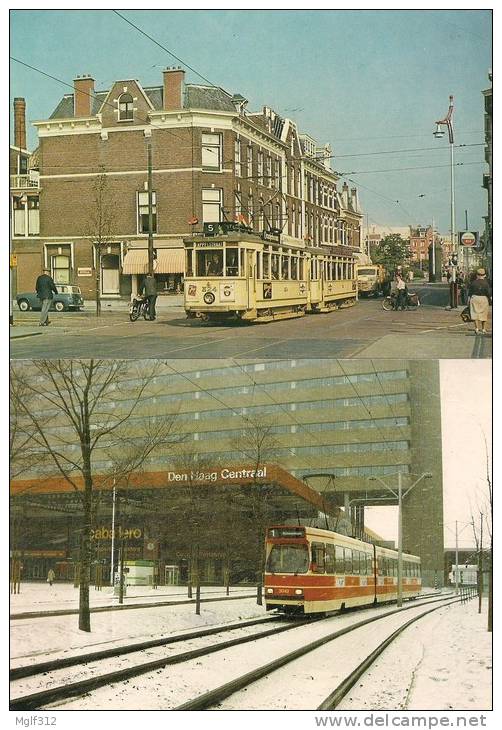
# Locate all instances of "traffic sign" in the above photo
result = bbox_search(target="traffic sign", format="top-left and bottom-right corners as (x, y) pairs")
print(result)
(458, 231), (478, 247)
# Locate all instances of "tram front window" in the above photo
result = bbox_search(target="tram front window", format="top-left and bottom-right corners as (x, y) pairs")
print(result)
(197, 250), (223, 276)
(266, 544), (309, 574)
(225, 247), (239, 276)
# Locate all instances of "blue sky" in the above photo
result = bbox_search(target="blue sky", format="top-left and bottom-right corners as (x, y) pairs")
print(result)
(10, 9), (492, 236)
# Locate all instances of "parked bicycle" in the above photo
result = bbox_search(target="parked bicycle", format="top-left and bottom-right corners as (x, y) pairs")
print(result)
(382, 290), (421, 311)
(129, 296), (152, 321)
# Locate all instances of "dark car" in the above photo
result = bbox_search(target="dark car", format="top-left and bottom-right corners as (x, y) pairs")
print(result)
(16, 285), (84, 312)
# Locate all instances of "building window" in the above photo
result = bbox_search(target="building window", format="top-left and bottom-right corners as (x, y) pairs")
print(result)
(28, 197), (40, 236)
(202, 188), (222, 222)
(118, 93), (134, 121)
(234, 190), (242, 221)
(51, 255), (70, 284)
(266, 156), (272, 188)
(247, 144), (253, 178)
(234, 139), (241, 177)
(137, 191), (157, 234)
(248, 190), (254, 227)
(257, 151), (264, 184)
(274, 159), (280, 190)
(12, 197), (26, 236)
(202, 133), (222, 170)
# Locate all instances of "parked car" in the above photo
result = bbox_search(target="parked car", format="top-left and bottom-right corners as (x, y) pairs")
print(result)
(16, 285), (84, 312)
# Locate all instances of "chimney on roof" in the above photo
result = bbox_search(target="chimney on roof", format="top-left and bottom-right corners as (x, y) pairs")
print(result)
(73, 74), (95, 118)
(163, 67), (185, 111)
(13, 97), (27, 150)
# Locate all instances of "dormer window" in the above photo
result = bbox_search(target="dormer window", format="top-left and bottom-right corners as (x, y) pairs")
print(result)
(119, 93), (134, 121)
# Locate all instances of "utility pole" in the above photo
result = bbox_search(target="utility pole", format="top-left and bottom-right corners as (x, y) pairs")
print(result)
(431, 216), (436, 281)
(455, 520), (459, 595)
(147, 143), (154, 276)
(434, 96), (457, 308)
(397, 471), (403, 607)
(110, 482), (116, 587)
(478, 512), (483, 613)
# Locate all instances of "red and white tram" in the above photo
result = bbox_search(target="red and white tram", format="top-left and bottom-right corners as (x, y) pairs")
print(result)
(264, 525), (421, 614)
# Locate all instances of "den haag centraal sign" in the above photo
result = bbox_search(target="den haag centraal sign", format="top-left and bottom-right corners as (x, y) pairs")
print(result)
(167, 466), (268, 483)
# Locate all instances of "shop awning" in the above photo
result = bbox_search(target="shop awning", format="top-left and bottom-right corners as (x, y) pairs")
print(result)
(122, 248), (184, 275)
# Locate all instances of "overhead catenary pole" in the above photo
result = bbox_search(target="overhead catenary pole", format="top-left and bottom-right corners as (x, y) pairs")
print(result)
(397, 471), (403, 607)
(110, 482), (116, 587)
(433, 96), (457, 307)
(147, 142), (154, 276)
(455, 520), (459, 595)
(478, 512), (483, 613)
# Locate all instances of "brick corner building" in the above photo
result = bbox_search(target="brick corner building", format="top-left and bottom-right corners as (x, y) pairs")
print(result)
(14, 69), (363, 301)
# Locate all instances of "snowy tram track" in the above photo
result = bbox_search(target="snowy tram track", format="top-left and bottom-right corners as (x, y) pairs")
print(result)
(175, 594), (459, 711)
(10, 616), (316, 710)
(10, 592), (454, 711)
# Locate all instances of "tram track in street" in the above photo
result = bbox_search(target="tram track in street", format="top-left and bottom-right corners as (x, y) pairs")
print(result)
(10, 591), (452, 710)
(173, 593), (457, 711)
(10, 616), (316, 710)
(10, 589), (256, 621)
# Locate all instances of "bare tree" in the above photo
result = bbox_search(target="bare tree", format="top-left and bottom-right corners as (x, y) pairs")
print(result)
(231, 417), (280, 605)
(10, 359), (183, 632)
(86, 169), (117, 317)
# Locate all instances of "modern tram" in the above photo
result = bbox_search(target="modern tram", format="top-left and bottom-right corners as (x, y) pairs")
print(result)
(264, 525), (422, 615)
(183, 226), (357, 323)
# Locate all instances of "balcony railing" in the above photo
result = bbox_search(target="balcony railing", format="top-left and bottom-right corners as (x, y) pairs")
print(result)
(10, 174), (40, 190)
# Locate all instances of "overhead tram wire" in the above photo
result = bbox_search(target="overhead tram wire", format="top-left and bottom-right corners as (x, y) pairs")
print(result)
(337, 161), (483, 176)
(321, 143), (484, 161)
(112, 10), (220, 89)
(369, 360), (415, 449)
(334, 360), (412, 462)
(157, 361), (325, 474)
(10, 56), (188, 146)
(231, 359), (406, 467)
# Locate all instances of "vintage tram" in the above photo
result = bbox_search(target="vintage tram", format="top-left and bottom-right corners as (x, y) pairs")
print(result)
(183, 225), (357, 323)
(264, 525), (421, 615)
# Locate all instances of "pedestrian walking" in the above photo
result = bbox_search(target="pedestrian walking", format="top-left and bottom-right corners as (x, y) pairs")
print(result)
(47, 568), (55, 586)
(468, 268), (491, 335)
(142, 274), (158, 321)
(35, 268), (58, 326)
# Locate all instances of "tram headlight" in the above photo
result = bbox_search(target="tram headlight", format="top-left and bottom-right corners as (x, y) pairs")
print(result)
(203, 292), (215, 305)
(266, 588), (273, 594)
(294, 589), (303, 595)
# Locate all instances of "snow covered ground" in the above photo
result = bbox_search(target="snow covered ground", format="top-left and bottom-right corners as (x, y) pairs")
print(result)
(10, 587), (491, 712)
(338, 598), (492, 711)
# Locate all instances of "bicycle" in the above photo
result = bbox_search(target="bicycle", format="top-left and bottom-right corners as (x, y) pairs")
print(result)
(129, 297), (151, 321)
(382, 290), (420, 311)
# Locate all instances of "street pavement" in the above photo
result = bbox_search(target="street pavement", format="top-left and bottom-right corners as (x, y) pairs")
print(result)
(10, 285), (491, 360)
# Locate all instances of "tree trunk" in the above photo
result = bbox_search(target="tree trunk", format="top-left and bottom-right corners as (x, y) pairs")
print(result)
(78, 511), (91, 632)
(95, 247), (101, 317)
(487, 550), (492, 632)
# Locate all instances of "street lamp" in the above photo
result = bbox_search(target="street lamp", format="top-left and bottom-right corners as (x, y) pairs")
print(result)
(368, 471), (432, 607)
(433, 96), (457, 308)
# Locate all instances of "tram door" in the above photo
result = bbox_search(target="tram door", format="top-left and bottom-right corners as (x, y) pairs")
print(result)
(246, 249), (255, 310)
(310, 256), (322, 304)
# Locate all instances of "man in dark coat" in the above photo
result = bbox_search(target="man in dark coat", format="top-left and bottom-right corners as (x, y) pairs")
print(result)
(35, 268), (58, 326)
(142, 274), (158, 321)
